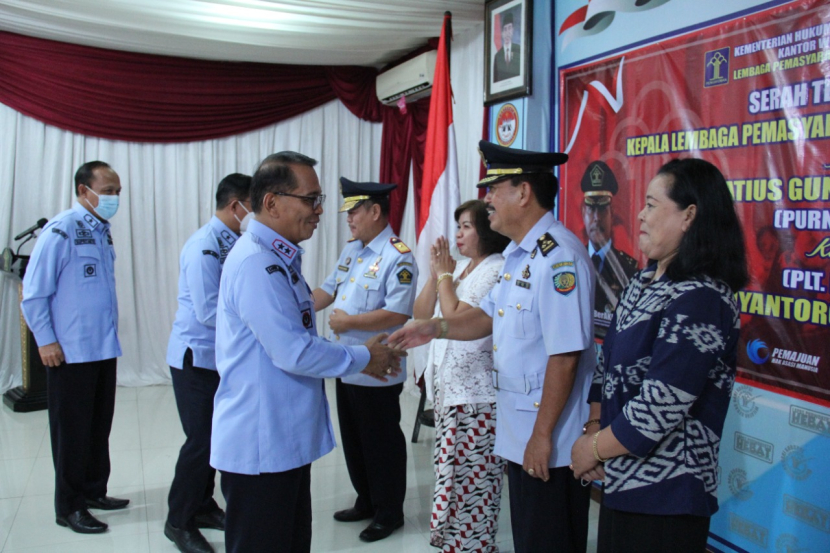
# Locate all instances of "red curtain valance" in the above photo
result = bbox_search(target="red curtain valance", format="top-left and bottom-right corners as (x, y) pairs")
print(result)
(0, 31), (434, 234)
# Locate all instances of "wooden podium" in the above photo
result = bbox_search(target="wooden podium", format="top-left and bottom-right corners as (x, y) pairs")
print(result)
(3, 279), (48, 412)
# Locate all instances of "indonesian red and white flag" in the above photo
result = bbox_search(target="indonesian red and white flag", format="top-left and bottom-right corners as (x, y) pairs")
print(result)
(416, 13), (460, 289)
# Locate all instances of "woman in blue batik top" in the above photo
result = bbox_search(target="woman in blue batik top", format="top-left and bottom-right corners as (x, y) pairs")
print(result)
(570, 158), (748, 553)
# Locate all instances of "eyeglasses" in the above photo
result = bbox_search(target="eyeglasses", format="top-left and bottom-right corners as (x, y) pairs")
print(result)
(275, 192), (326, 209)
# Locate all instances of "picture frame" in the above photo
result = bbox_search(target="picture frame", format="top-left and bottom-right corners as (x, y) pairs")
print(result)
(484, 0), (533, 105)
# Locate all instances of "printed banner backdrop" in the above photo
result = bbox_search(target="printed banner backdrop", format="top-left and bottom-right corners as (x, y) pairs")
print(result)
(560, 0), (830, 403)
(558, 0), (830, 550)
(714, 383), (829, 552)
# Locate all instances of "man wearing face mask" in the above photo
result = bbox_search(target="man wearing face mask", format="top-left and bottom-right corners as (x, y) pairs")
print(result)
(164, 173), (252, 553)
(21, 161), (127, 534)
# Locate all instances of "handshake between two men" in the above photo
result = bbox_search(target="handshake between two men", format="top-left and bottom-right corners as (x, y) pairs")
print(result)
(360, 333), (407, 381)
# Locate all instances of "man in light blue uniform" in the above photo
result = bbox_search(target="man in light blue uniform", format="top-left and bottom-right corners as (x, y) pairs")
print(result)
(164, 173), (252, 553)
(21, 161), (129, 535)
(312, 177), (416, 543)
(389, 141), (596, 553)
(210, 152), (404, 553)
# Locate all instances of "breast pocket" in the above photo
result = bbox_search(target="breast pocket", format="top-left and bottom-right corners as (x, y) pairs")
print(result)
(76, 246), (101, 282)
(505, 289), (539, 340)
(361, 279), (384, 311)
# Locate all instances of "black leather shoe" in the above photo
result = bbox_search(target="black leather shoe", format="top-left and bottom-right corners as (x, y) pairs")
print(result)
(193, 509), (225, 531)
(359, 519), (404, 542)
(333, 507), (374, 522)
(86, 496), (130, 510)
(164, 522), (215, 553)
(56, 509), (108, 534)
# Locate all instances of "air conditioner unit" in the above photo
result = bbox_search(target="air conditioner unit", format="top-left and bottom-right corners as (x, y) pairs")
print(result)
(376, 50), (438, 105)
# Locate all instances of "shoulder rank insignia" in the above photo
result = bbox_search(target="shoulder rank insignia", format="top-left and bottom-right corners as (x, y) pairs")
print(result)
(52, 228), (68, 239)
(537, 233), (558, 257)
(397, 268), (413, 285)
(347, 237), (357, 243)
(390, 237), (411, 254)
(203, 250), (220, 259)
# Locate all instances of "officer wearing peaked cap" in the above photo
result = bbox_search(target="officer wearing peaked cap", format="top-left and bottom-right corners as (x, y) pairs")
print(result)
(580, 161), (638, 337)
(388, 141), (596, 553)
(312, 177), (417, 543)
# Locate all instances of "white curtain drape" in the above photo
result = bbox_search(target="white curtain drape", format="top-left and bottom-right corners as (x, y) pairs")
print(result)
(0, 23), (484, 393)
(0, 100), (382, 389)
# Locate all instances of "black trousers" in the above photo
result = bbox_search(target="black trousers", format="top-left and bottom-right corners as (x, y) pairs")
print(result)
(167, 350), (221, 529)
(220, 466), (312, 553)
(507, 461), (591, 553)
(335, 379), (406, 525)
(46, 358), (117, 517)
(597, 503), (711, 553)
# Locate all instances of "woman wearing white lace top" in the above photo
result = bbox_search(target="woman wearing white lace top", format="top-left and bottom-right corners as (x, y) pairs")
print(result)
(414, 200), (510, 553)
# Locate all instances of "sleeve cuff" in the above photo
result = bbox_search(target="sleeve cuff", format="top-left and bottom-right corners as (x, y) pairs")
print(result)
(348, 345), (371, 375)
(588, 383), (602, 403)
(610, 413), (654, 458)
(32, 327), (58, 348)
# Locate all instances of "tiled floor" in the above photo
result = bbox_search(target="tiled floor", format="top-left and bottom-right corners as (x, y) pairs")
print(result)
(0, 382), (598, 552)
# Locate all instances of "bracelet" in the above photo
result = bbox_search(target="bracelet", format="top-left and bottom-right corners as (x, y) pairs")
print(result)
(436, 272), (453, 291)
(592, 430), (608, 463)
(582, 418), (601, 434)
(435, 318), (449, 339)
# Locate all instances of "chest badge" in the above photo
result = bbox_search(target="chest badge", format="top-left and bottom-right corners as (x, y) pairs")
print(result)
(364, 256), (382, 279)
(522, 264), (531, 279)
(345, 257), (351, 265)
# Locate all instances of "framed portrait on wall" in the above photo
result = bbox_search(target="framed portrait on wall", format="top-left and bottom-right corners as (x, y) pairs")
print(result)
(484, 0), (532, 105)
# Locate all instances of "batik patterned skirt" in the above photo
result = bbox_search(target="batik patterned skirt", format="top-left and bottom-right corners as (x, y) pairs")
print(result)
(430, 401), (505, 553)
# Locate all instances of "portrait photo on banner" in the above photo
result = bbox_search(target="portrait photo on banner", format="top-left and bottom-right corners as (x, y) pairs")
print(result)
(484, 0), (532, 104)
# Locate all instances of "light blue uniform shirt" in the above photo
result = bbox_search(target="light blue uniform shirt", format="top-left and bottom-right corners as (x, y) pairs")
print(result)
(479, 211), (596, 467)
(166, 216), (238, 371)
(21, 203), (120, 364)
(320, 224), (417, 387)
(210, 219), (371, 475)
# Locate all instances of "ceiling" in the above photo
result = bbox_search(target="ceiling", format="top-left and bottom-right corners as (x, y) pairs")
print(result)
(0, 0), (485, 66)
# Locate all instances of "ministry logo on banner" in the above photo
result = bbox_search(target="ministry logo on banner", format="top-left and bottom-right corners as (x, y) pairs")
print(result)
(704, 47), (730, 87)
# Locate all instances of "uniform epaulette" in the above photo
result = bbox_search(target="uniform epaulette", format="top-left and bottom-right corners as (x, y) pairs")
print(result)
(347, 237), (357, 242)
(537, 233), (558, 256)
(390, 237), (411, 254)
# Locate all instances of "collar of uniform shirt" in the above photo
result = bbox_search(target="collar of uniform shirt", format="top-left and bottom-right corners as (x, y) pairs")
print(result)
(72, 201), (108, 233)
(587, 239), (612, 262)
(502, 210), (556, 257)
(360, 224), (394, 254)
(209, 215), (238, 243)
(246, 218), (304, 266)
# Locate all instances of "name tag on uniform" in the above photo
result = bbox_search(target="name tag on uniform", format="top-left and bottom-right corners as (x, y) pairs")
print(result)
(338, 265), (349, 272)
(516, 280), (531, 289)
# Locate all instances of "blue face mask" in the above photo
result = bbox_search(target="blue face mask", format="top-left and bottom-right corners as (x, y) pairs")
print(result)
(85, 187), (120, 220)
